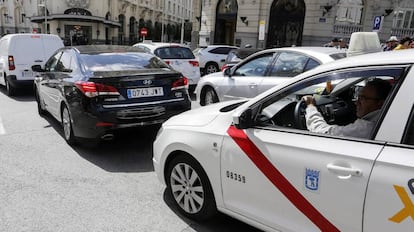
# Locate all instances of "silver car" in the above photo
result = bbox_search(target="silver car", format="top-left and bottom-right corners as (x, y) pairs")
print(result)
(195, 46), (346, 106)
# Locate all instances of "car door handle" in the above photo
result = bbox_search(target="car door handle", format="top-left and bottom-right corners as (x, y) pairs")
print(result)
(34, 60), (43, 63)
(326, 163), (362, 177)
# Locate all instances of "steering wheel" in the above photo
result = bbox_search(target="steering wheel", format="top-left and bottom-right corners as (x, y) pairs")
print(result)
(294, 99), (307, 130)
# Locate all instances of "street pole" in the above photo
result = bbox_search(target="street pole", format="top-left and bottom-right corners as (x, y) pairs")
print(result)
(45, 0), (48, 33)
(161, 0), (164, 42)
(180, 18), (184, 44)
(180, 0), (186, 44)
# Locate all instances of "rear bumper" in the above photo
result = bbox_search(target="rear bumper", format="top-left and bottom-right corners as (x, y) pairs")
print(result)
(6, 75), (34, 88)
(70, 98), (191, 140)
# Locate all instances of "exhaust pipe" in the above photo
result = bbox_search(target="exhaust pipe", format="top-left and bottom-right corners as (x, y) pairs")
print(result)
(101, 134), (114, 141)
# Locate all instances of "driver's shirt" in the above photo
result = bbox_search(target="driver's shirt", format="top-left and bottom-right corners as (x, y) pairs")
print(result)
(305, 106), (380, 139)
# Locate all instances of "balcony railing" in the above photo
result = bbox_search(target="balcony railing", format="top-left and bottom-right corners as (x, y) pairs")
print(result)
(333, 24), (363, 38)
(390, 28), (414, 39)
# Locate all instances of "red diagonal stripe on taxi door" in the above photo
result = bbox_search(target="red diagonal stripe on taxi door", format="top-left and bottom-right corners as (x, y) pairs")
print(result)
(227, 125), (339, 232)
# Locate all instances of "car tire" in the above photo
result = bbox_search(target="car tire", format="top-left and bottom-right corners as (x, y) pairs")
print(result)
(201, 87), (219, 106)
(5, 76), (16, 96)
(205, 62), (219, 74)
(61, 104), (77, 145)
(166, 153), (217, 221)
(35, 89), (47, 115)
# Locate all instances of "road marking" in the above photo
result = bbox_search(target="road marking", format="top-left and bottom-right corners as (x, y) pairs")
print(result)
(0, 116), (5, 135)
(227, 125), (339, 232)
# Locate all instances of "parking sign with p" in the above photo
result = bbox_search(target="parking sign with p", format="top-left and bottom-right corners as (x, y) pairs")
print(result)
(373, 16), (384, 32)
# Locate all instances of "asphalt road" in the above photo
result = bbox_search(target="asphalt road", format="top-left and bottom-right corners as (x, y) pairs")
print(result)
(0, 88), (261, 232)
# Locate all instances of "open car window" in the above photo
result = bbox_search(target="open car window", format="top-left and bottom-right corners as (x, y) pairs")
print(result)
(252, 66), (407, 140)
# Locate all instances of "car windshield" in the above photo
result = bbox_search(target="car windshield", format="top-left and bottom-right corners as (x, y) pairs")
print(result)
(80, 52), (169, 71)
(155, 47), (195, 59)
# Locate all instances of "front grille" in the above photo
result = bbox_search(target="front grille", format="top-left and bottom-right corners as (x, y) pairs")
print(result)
(116, 106), (166, 120)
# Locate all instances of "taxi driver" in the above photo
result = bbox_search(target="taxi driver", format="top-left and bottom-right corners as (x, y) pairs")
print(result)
(302, 78), (392, 139)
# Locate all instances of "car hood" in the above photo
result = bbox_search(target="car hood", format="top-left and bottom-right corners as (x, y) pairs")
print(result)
(163, 100), (245, 127)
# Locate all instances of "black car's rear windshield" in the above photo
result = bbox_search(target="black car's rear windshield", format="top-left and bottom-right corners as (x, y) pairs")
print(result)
(80, 52), (169, 71)
(154, 47), (195, 59)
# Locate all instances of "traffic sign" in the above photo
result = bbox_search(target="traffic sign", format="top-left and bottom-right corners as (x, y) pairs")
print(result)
(372, 16), (384, 32)
(140, 28), (148, 37)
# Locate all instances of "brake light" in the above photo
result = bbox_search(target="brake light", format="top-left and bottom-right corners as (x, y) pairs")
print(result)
(171, 77), (188, 90)
(189, 60), (199, 67)
(75, 81), (120, 97)
(8, 56), (15, 70)
(221, 64), (229, 72)
(95, 122), (114, 127)
(165, 61), (171, 65)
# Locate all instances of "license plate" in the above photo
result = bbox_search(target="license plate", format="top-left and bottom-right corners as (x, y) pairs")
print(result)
(22, 70), (33, 77)
(127, 87), (164, 98)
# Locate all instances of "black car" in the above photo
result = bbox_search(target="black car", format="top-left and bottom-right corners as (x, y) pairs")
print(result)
(32, 45), (191, 145)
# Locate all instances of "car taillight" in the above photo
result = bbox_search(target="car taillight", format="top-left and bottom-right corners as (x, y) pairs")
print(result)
(171, 77), (188, 90)
(165, 61), (171, 65)
(75, 81), (120, 97)
(189, 60), (199, 67)
(221, 64), (229, 72)
(8, 56), (15, 70)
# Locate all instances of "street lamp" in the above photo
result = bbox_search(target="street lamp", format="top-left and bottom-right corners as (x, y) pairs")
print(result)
(161, 0), (165, 42)
(38, 0), (47, 33)
(180, 0), (187, 44)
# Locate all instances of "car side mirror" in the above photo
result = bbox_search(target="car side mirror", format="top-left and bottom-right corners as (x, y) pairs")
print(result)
(31, 65), (44, 72)
(233, 108), (253, 129)
(224, 67), (232, 77)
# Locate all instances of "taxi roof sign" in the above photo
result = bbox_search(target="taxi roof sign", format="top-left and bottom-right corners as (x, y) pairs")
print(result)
(347, 32), (382, 57)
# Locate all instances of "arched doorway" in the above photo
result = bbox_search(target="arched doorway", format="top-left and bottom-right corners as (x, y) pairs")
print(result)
(129, 17), (137, 45)
(267, 0), (305, 48)
(214, 0), (238, 45)
(118, 14), (125, 44)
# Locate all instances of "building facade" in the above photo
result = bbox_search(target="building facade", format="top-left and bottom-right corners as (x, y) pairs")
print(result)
(1, 0), (195, 45)
(195, 0), (414, 48)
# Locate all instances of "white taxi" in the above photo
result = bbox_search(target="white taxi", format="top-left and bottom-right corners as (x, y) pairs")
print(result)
(153, 48), (414, 231)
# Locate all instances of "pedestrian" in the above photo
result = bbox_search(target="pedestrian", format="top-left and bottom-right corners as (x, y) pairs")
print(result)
(338, 38), (348, 49)
(410, 40), (414, 49)
(323, 38), (339, 47)
(393, 36), (412, 50)
(382, 36), (398, 51)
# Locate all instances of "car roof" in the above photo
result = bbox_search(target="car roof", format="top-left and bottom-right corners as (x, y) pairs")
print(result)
(249, 46), (346, 64)
(309, 49), (414, 74)
(267, 49), (414, 95)
(237, 48), (414, 114)
(72, 45), (146, 54)
(200, 45), (239, 49)
(133, 42), (188, 50)
(229, 48), (262, 59)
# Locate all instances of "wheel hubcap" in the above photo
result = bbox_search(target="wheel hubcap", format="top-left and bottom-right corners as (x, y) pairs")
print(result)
(62, 108), (71, 140)
(170, 163), (204, 214)
(204, 91), (214, 105)
(206, 66), (217, 74)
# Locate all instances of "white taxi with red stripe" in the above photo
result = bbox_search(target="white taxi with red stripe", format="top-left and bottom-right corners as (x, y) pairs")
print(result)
(153, 48), (414, 231)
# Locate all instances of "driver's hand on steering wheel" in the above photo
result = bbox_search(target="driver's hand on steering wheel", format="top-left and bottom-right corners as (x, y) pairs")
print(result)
(302, 95), (316, 106)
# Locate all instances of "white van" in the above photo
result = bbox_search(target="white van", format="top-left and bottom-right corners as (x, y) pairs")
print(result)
(0, 33), (64, 96)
